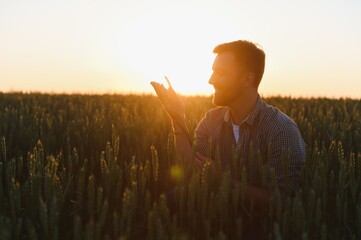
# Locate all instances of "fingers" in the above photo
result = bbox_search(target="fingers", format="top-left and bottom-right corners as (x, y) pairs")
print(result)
(194, 158), (204, 171)
(150, 81), (165, 94)
(150, 82), (169, 102)
(150, 80), (185, 123)
(164, 76), (178, 99)
(163, 77), (181, 103)
(196, 152), (209, 162)
(151, 80), (175, 98)
(151, 82), (171, 98)
(151, 81), (181, 108)
(151, 80), (179, 101)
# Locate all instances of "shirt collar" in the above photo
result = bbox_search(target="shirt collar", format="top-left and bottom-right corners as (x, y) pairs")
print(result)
(223, 94), (263, 126)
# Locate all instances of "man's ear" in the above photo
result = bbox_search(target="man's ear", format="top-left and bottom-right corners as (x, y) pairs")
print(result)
(243, 72), (256, 86)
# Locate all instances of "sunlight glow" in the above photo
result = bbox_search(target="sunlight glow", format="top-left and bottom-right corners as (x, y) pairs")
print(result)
(1, 1), (360, 98)
(105, 5), (238, 95)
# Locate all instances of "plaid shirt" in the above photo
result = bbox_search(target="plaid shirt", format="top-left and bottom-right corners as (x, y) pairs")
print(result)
(195, 95), (306, 199)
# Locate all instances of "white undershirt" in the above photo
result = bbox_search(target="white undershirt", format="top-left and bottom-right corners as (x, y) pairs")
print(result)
(232, 123), (240, 144)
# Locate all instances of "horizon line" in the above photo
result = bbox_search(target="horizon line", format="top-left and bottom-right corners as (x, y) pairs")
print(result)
(0, 90), (360, 100)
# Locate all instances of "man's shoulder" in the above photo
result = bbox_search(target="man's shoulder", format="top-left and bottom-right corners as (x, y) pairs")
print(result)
(199, 106), (228, 126)
(205, 106), (228, 117)
(195, 107), (227, 136)
(260, 101), (306, 159)
(259, 101), (298, 132)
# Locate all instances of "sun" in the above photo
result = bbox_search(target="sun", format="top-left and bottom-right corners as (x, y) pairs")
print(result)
(105, 4), (239, 95)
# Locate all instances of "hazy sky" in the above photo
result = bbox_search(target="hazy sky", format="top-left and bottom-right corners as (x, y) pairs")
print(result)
(1, 0), (360, 98)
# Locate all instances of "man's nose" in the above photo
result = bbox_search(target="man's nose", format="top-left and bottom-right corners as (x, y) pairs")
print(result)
(208, 73), (216, 85)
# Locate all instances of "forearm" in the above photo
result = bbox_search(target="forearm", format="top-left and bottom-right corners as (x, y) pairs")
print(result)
(172, 121), (193, 165)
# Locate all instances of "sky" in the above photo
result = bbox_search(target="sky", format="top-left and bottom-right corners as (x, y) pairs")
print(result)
(0, 0), (360, 98)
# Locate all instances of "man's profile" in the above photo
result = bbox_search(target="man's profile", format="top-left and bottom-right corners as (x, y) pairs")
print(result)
(151, 40), (306, 238)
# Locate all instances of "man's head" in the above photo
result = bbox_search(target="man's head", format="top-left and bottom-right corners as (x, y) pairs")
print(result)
(209, 40), (265, 106)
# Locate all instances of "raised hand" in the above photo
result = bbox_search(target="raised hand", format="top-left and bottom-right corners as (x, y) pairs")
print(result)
(150, 76), (188, 134)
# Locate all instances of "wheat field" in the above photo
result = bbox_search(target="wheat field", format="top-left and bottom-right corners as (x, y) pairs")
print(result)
(0, 93), (360, 239)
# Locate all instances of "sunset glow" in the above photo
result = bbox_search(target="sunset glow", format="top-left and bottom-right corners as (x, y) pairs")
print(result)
(1, 0), (360, 98)
(106, 5), (237, 95)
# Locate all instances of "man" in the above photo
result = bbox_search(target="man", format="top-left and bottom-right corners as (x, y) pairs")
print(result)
(151, 40), (306, 234)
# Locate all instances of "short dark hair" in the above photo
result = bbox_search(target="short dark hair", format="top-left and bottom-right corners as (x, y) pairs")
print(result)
(213, 40), (265, 87)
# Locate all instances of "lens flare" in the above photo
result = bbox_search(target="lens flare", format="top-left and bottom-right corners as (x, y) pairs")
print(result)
(170, 165), (183, 181)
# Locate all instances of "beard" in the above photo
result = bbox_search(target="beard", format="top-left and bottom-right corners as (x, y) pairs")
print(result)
(212, 88), (240, 106)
